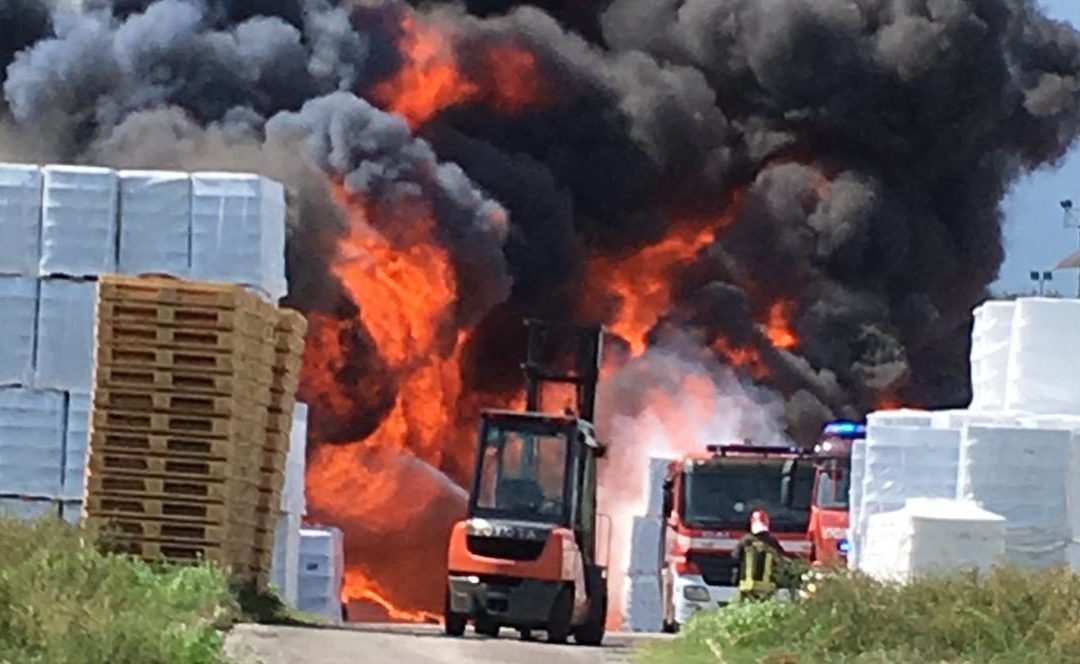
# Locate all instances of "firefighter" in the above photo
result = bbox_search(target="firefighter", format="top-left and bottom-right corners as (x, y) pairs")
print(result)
(731, 510), (787, 601)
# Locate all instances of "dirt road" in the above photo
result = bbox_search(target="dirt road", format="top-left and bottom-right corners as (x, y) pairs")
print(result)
(226, 623), (667, 664)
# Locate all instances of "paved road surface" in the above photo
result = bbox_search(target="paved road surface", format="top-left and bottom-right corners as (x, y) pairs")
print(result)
(226, 623), (668, 664)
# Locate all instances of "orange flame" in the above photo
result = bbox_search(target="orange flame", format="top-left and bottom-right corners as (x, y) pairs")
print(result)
(765, 300), (798, 350)
(373, 15), (549, 127)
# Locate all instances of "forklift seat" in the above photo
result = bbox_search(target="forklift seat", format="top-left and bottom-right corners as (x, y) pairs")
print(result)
(495, 478), (546, 510)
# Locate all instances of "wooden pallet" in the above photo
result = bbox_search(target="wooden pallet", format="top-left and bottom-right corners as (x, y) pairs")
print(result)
(92, 409), (266, 438)
(96, 320), (273, 352)
(93, 365), (273, 397)
(84, 493), (252, 524)
(103, 537), (249, 566)
(88, 515), (233, 543)
(98, 276), (263, 310)
(88, 450), (260, 483)
(96, 345), (274, 374)
(94, 388), (251, 418)
(265, 411), (293, 434)
(97, 300), (270, 333)
(89, 429), (257, 461)
(86, 471), (258, 502)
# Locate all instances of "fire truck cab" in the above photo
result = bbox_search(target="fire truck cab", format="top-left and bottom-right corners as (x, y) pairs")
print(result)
(660, 444), (813, 631)
(802, 420), (863, 566)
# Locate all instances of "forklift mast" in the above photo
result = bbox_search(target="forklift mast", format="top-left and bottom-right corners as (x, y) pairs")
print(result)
(522, 319), (603, 423)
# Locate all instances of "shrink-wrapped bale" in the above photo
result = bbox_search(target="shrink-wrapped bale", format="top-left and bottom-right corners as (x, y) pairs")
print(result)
(958, 425), (1072, 568)
(282, 403), (308, 515)
(0, 277), (38, 386)
(627, 515), (664, 574)
(118, 170), (191, 276)
(848, 437), (866, 566)
(0, 163), (43, 275)
(33, 279), (96, 392)
(0, 388), (65, 497)
(969, 301), (1015, 411)
(622, 573), (663, 632)
(39, 165), (118, 276)
(866, 409), (934, 428)
(1004, 298), (1080, 415)
(645, 456), (670, 517)
(62, 392), (91, 500)
(298, 526), (345, 624)
(271, 512), (302, 608)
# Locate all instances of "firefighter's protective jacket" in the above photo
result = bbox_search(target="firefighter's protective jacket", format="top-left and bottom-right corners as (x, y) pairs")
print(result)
(732, 532), (784, 595)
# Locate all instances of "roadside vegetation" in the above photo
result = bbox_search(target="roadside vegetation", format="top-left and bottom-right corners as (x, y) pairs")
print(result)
(640, 566), (1080, 664)
(0, 515), (240, 664)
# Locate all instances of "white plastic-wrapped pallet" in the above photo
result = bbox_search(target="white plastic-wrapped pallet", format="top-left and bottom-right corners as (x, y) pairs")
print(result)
(627, 515), (664, 574)
(969, 301), (1015, 411)
(298, 526), (345, 624)
(60, 500), (81, 526)
(190, 172), (287, 301)
(0, 388), (65, 497)
(282, 403), (308, 515)
(1016, 415), (1080, 553)
(645, 457), (671, 516)
(866, 409), (934, 428)
(39, 165), (118, 276)
(958, 425), (1072, 568)
(0, 163), (43, 275)
(847, 437), (866, 567)
(0, 277), (38, 386)
(62, 392), (91, 500)
(1004, 298), (1080, 415)
(271, 512), (302, 608)
(859, 498), (1006, 583)
(930, 409), (1025, 430)
(0, 497), (59, 520)
(622, 572), (663, 632)
(857, 424), (961, 566)
(118, 170), (191, 276)
(34, 279), (97, 392)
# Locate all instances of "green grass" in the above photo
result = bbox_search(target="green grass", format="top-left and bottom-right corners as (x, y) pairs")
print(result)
(639, 566), (1080, 664)
(0, 515), (239, 664)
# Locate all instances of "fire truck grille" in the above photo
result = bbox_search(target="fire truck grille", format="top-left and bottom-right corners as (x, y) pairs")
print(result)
(690, 552), (739, 587)
(466, 536), (545, 561)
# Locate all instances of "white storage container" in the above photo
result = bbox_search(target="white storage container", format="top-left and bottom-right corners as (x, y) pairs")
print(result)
(958, 425), (1072, 568)
(298, 526), (344, 624)
(190, 172), (287, 301)
(39, 165), (118, 276)
(0, 277), (38, 386)
(62, 392), (91, 500)
(0, 163), (43, 275)
(34, 279), (97, 392)
(968, 301), (1015, 411)
(0, 388), (65, 497)
(118, 170), (192, 277)
(858, 498), (1006, 582)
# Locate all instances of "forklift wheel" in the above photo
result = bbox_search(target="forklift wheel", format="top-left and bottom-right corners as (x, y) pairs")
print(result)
(546, 586), (574, 644)
(573, 585), (606, 646)
(475, 615), (500, 638)
(444, 591), (466, 637)
(518, 628), (534, 641)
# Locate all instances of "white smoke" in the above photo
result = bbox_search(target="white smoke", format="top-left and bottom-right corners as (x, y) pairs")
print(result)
(595, 343), (790, 625)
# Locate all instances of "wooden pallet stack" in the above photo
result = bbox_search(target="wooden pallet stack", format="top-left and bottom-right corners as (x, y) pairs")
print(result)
(83, 274), (281, 582)
(252, 310), (308, 581)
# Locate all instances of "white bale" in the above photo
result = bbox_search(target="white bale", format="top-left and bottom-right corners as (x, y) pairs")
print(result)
(969, 301), (1015, 411)
(190, 172), (287, 301)
(0, 497), (58, 520)
(848, 437), (866, 566)
(39, 165), (118, 276)
(1004, 298), (1080, 415)
(645, 457), (671, 516)
(866, 409), (934, 428)
(621, 572), (662, 633)
(0, 277), (38, 386)
(271, 512), (302, 608)
(627, 515), (664, 574)
(929, 409), (1026, 430)
(298, 526), (345, 624)
(0, 163), (43, 275)
(60, 499), (81, 526)
(1010, 415), (1080, 548)
(62, 392), (91, 500)
(0, 388), (65, 497)
(858, 498), (1006, 582)
(33, 279), (97, 392)
(958, 425), (1071, 568)
(118, 170), (191, 276)
(282, 403), (309, 515)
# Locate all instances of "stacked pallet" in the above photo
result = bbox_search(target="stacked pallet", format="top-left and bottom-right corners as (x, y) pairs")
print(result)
(83, 274), (283, 583)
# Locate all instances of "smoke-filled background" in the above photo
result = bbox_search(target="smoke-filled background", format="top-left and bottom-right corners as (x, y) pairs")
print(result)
(2, 0), (1079, 622)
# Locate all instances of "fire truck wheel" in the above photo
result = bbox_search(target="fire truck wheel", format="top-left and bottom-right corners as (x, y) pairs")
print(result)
(546, 586), (574, 644)
(474, 615), (500, 638)
(444, 591), (466, 637)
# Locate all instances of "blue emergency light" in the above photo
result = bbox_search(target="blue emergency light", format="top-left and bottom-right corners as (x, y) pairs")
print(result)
(823, 420), (866, 439)
(837, 538), (851, 556)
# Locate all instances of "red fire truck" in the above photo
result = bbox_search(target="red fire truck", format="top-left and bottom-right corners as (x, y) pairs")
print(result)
(803, 420), (863, 567)
(659, 444), (814, 631)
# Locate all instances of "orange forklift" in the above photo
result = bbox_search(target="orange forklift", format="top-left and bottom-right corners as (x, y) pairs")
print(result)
(444, 320), (608, 645)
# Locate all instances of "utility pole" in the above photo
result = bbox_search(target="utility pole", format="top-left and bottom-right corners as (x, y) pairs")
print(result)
(1062, 200), (1079, 297)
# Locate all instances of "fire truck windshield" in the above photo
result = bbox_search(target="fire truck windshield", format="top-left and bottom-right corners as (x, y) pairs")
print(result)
(473, 421), (570, 524)
(682, 461), (813, 532)
(814, 464), (850, 510)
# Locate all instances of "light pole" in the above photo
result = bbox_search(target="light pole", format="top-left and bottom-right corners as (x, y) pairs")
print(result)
(1030, 270), (1053, 296)
(1062, 199), (1079, 297)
